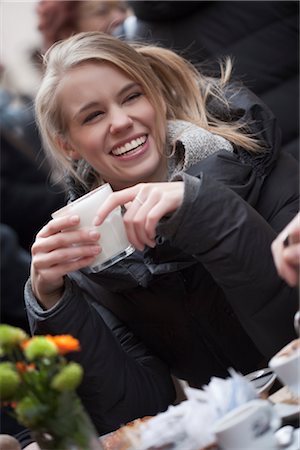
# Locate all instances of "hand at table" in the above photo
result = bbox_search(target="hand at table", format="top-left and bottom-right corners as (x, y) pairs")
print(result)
(30, 215), (101, 309)
(94, 182), (184, 251)
(271, 212), (300, 287)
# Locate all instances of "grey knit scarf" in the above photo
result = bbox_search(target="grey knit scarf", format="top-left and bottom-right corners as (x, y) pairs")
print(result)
(166, 119), (233, 179)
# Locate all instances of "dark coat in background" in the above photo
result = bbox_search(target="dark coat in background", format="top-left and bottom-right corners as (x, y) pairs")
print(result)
(118, 1), (299, 159)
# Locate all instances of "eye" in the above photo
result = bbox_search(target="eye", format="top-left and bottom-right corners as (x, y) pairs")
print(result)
(124, 92), (143, 103)
(82, 110), (103, 124)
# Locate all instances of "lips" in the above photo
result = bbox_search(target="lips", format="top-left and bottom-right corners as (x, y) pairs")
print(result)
(111, 135), (147, 156)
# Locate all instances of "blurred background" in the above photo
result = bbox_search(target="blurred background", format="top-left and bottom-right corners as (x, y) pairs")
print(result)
(1, 1), (41, 96)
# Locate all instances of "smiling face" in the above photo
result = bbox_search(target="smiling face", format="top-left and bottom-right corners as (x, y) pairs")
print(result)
(57, 61), (167, 190)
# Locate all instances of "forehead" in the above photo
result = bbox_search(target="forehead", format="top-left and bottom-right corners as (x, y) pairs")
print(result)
(58, 61), (134, 92)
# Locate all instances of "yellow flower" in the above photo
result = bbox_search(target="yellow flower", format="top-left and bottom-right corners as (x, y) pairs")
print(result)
(0, 324), (88, 446)
(15, 396), (47, 428)
(0, 325), (28, 354)
(51, 362), (83, 391)
(24, 336), (58, 360)
(0, 363), (21, 400)
(46, 335), (81, 355)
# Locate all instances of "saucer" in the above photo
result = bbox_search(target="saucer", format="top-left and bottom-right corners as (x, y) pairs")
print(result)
(245, 368), (277, 395)
(273, 403), (300, 421)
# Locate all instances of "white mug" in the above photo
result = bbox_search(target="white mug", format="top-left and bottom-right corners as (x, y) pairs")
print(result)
(213, 399), (281, 450)
(52, 183), (134, 272)
(269, 338), (300, 398)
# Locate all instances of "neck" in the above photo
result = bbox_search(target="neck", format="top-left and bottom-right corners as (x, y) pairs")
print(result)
(109, 156), (169, 191)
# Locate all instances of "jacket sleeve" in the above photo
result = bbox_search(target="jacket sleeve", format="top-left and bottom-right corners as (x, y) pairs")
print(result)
(156, 170), (298, 360)
(24, 277), (175, 436)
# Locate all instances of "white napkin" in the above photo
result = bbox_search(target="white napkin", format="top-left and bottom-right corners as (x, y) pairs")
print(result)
(136, 369), (258, 450)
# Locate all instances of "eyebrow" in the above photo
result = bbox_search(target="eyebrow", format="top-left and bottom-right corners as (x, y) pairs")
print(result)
(74, 82), (141, 119)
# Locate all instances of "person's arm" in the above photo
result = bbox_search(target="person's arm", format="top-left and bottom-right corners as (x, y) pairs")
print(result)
(156, 171), (298, 359)
(25, 276), (175, 436)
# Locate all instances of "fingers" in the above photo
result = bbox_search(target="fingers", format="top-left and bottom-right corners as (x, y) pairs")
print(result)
(37, 214), (80, 238)
(32, 220), (101, 274)
(123, 191), (159, 250)
(271, 213), (300, 287)
(30, 214), (101, 306)
(33, 225), (100, 255)
(94, 182), (184, 251)
(94, 185), (142, 226)
(281, 245), (300, 287)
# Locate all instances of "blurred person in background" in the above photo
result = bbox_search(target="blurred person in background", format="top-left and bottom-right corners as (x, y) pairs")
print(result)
(36, 0), (130, 52)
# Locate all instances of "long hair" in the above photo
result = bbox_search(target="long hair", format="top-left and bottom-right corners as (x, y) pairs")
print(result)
(35, 31), (259, 189)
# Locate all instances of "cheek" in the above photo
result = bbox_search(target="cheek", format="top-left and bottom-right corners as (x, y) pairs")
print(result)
(142, 103), (157, 129)
(74, 127), (103, 149)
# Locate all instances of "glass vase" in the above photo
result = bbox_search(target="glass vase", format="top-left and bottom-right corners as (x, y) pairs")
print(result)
(31, 394), (104, 450)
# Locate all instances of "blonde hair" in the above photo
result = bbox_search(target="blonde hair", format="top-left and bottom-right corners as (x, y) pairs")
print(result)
(35, 31), (260, 188)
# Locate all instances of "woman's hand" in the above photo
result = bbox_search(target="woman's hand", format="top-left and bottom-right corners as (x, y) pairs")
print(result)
(30, 215), (101, 309)
(271, 212), (300, 287)
(94, 182), (184, 251)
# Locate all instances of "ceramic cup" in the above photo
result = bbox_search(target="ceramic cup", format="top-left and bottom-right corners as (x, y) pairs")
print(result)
(52, 183), (134, 272)
(268, 338), (300, 398)
(212, 399), (281, 450)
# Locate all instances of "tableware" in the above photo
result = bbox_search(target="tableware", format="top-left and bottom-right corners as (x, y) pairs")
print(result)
(279, 428), (300, 450)
(213, 399), (281, 450)
(273, 403), (300, 421)
(245, 368), (276, 395)
(269, 339), (300, 398)
(275, 425), (294, 448)
(52, 183), (135, 272)
(269, 385), (300, 422)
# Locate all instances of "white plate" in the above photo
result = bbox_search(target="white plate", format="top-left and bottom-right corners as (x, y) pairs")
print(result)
(245, 368), (277, 395)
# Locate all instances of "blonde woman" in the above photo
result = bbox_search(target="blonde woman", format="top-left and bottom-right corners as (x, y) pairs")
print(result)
(25, 32), (298, 442)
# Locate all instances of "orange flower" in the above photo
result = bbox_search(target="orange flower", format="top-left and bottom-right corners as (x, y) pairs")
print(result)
(16, 362), (35, 373)
(16, 362), (27, 373)
(20, 339), (30, 351)
(45, 335), (81, 355)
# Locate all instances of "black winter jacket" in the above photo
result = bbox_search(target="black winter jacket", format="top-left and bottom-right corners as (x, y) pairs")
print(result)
(25, 87), (298, 436)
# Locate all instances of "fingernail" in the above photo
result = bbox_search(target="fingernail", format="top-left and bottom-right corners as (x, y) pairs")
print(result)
(92, 246), (101, 254)
(71, 215), (80, 224)
(89, 230), (100, 239)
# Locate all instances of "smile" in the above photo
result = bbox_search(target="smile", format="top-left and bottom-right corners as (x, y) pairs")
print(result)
(111, 135), (147, 156)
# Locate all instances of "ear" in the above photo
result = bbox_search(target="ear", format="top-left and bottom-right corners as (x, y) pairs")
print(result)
(56, 134), (81, 160)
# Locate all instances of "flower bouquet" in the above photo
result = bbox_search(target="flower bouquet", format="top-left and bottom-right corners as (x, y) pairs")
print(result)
(0, 324), (103, 450)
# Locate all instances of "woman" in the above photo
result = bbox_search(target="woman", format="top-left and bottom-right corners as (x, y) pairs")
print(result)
(26, 31), (298, 439)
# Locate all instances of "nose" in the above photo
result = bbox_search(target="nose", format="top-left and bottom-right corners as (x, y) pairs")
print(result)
(109, 106), (133, 134)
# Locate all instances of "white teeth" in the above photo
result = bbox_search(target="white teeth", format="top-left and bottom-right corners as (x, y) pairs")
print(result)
(112, 135), (147, 156)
